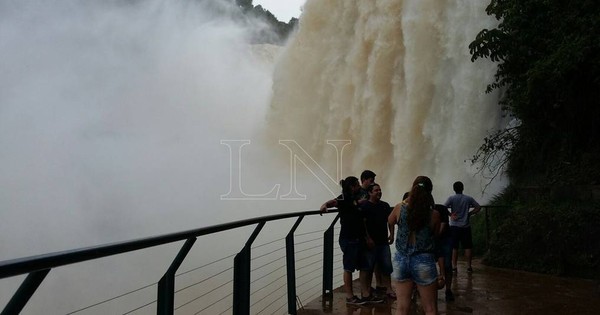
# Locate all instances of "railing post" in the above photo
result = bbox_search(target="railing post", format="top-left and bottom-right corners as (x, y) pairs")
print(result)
(286, 216), (304, 315)
(322, 214), (340, 305)
(1, 269), (50, 315)
(157, 237), (196, 315)
(233, 222), (265, 315)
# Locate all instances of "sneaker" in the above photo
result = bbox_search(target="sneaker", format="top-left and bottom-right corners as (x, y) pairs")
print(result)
(362, 295), (385, 304)
(467, 267), (473, 273)
(346, 295), (366, 305)
(445, 290), (455, 302)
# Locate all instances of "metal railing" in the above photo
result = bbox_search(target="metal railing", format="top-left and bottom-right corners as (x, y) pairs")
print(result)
(0, 209), (341, 315)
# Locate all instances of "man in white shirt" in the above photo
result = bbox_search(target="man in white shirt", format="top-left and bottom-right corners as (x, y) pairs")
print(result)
(444, 181), (481, 273)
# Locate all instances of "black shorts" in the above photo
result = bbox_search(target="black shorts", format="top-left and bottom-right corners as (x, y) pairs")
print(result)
(450, 226), (473, 249)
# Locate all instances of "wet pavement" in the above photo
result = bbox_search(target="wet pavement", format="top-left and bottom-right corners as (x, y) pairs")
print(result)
(298, 259), (600, 314)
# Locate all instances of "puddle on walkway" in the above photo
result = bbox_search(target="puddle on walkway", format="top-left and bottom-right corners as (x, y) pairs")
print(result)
(298, 259), (600, 314)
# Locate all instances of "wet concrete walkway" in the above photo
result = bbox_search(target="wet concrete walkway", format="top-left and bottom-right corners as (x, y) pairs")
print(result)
(298, 259), (600, 314)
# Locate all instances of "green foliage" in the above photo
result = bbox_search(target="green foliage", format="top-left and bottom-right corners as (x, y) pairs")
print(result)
(219, 0), (296, 44)
(470, 187), (600, 279)
(469, 211), (489, 257)
(469, 0), (600, 186)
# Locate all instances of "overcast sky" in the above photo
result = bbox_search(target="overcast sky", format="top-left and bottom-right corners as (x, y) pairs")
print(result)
(253, 0), (305, 22)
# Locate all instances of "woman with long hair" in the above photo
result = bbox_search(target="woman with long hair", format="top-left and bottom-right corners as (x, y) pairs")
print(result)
(388, 176), (440, 315)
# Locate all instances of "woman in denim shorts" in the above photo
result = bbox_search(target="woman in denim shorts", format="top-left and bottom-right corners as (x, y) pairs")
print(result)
(388, 176), (440, 315)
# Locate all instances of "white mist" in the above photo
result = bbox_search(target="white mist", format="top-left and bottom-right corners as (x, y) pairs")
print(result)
(0, 0), (311, 314)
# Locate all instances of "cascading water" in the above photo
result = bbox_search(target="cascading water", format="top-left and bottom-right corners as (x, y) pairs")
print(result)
(268, 0), (506, 201)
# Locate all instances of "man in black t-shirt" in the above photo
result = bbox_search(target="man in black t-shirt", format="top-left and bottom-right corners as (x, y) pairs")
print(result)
(361, 183), (394, 298)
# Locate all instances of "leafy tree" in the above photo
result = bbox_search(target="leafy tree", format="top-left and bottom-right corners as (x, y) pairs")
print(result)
(469, 0), (600, 185)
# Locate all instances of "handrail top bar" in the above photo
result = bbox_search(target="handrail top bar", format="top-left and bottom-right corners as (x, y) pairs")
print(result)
(0, 209), (339, 280)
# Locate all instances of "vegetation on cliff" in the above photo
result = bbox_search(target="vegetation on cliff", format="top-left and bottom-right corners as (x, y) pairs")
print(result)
(469, 0), (600, 279)
(234, 0), (297, 44)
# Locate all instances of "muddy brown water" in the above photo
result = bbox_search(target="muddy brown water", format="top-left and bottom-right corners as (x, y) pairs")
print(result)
(298, 259), (600, 315)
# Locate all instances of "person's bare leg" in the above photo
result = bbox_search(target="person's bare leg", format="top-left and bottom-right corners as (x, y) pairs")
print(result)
(452, 248), (458, 270)
(465, 248), (473, 269)
(437, 257), (446, 289)
(359, 270), (371, 298)
(416, 282), (438, 315)
(394, 280), (414, 315)
(375, 270), (384, 293)
(383, 274), (393, 295)
(446, 271), (453, 288)
(343, 271), (354, 298)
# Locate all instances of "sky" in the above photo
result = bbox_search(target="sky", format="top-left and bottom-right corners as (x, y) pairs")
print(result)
(253, 0), (305, 22)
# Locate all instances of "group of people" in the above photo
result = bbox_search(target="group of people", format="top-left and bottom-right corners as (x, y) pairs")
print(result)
(320, 171), (480, 315)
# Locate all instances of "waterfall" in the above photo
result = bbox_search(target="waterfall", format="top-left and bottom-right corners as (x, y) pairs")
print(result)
(267, 0), (506, 201)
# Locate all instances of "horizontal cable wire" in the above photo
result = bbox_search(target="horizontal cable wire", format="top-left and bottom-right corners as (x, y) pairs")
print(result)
(192, 285), (233, 315)
(175, 278), (232, 311)
(255, 283), (289, 315)
(293, 237), (321, 246)
(253, 237), (285, 250)
(251, 254), (285, 272)
(252, 280), (287, 311)
(295, 229), (325, 237)
(175, 266), (233, 294)
(272, 293), (294, 315)
(298, 278), (321, 297)
(296, 256), (321, 272)
(251, 246), (285, 261)
(250, 272), (287, 298)
(122, 299), (155, 315)
(176, 253), (236, 277)
(250, 275), (287, 306)
(296, 265), (321, 281)
(294, 244), (322, 255)
(250, 263), (286, 285)
(218, 305), (232, 315)
(66, 282), (156, 314)
(296, 251), (322, 264)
